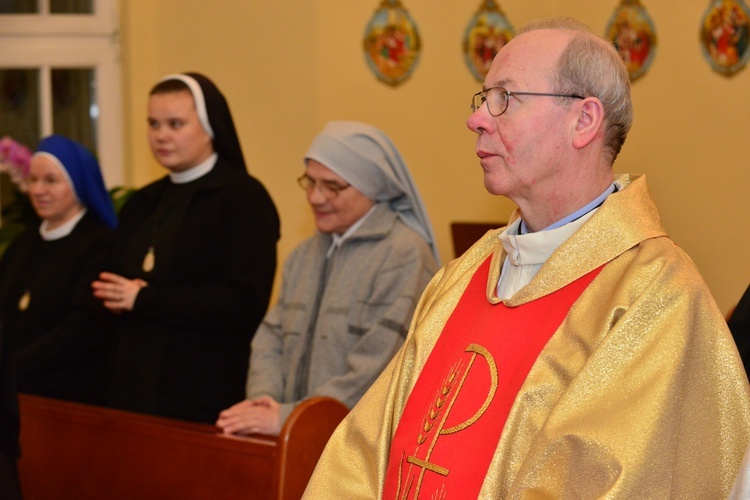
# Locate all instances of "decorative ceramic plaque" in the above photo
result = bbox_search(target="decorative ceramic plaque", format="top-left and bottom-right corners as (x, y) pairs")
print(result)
(699, 0), (750, 76)
(462, 0), (514, 83)
(605, 0), (658, 81)
(363, 0), (422, 86)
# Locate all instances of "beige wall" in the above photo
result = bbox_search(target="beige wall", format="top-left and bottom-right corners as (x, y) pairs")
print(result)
(120, 1), (750, 314)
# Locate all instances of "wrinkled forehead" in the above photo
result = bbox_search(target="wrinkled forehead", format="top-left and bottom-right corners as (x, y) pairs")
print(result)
(484, 29), (572, 89)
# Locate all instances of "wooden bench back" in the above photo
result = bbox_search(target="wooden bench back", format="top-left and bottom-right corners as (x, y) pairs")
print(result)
(17, 394), (348, 499)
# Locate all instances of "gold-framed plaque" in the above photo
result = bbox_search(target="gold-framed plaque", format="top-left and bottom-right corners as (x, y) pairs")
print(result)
(605, 0), (657, 82)
(363, 0), (422, 87)
(699, 0), (750, 76)
(462, 0), (514, 83)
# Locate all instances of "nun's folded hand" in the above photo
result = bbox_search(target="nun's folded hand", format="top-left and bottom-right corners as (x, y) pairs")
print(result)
(215, 395), (282, 436)
(92, 272), (148, 313)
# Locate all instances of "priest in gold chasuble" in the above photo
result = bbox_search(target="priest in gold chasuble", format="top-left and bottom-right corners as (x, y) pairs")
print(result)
(303, 17), (750, 500)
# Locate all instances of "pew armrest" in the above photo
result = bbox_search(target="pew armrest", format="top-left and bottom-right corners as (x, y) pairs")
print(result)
(274, 396), (349, 500)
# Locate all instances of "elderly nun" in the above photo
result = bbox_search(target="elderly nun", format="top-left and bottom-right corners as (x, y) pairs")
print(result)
(0, 134), (116, 404)
(216, 121), (440, 436)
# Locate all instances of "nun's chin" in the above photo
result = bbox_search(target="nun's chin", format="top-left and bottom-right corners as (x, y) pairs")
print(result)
(158, 159), (193, 173)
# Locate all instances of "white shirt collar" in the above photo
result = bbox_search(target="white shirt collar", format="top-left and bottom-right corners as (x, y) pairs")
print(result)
(169, 152), (217, 184)
(496, 208), (598, 300)
(519, 182), (617, 234)
(39, 208), (87, 241)
(327, 205), (377, 258)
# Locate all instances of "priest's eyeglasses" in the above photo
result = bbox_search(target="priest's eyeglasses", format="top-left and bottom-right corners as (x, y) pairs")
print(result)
(471, 87), (585, 117)
(297, 174), (351, 199)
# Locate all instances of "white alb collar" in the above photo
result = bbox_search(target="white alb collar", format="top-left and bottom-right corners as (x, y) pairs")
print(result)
(500, 208), (597, 266)
(39, 208), (87, 241)
(169, 152), (217, 184)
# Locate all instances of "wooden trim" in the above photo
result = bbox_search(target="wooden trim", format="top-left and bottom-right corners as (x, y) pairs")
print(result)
(450, 221), (505, 257)
(17, 394), (347, 499)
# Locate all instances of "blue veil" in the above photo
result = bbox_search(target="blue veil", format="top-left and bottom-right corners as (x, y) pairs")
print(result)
(34, 135), (117, 229)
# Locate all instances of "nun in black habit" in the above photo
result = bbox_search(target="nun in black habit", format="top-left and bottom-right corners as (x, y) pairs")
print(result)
(0, 134), (116, 405)
(93, 72), (280, 423)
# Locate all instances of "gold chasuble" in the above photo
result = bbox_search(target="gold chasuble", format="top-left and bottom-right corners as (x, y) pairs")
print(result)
(383, 258), (603, 498)
(303, 175), (750, 499)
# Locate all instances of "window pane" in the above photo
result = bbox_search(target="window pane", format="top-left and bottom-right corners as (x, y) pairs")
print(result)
(0, 0), (94, 14)
(0, 69), (40, 148)
(0, 69), (39, 231)
(50, 0), (93, 14)
(52, 68), (97, 152)
(0, 0), (37, 14)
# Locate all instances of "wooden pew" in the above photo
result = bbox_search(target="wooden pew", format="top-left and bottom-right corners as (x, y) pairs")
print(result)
(450, 221), (505, 258)
(17, 394), (348, 500)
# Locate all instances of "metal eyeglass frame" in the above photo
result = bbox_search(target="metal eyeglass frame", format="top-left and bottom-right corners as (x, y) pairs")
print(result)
(471, 87), (585, 117)
(297, 173), (351, 199)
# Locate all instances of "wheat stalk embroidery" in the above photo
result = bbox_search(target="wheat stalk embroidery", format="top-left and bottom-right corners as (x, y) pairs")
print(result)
(417, 360), (463, 445)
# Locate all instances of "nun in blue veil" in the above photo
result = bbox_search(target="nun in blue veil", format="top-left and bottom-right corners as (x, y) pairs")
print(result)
(0, 134), (116, 404)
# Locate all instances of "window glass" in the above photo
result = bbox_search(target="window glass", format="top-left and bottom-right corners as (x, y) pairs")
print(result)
(50, 0), (93, 14)
(0, 69), (38, 229)
(0, 0), (94, 14)
(0, 68), (40, 147)
(0, 0), (37, 14)
(52, 68), (97, 151)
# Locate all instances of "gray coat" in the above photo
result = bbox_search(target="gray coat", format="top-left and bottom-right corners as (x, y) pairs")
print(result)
(246, 203), (438, 424)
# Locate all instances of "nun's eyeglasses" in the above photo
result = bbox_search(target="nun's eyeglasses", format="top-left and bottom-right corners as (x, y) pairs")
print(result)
(297, 174), (351, 199)
(471, 87), (585, 117)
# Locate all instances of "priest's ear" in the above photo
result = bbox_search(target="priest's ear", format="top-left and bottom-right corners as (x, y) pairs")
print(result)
(572, 97), (604, 150)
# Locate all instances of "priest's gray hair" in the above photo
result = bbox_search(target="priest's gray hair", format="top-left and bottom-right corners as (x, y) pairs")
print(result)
(518, 17), (633, 165)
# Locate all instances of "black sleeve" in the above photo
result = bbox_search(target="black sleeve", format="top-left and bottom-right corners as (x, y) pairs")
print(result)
(0, 318), (22, 499)
(728, 284), (750, 377)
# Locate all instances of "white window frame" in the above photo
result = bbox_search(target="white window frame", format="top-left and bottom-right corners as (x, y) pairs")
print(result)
(0, 0), (123, 186)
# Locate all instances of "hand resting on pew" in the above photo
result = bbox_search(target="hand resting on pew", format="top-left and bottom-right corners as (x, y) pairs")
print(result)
(216, 395), (282, 436)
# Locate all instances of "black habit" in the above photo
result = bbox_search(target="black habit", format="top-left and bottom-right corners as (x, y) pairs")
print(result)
(106, 158), (279, 423)
(0, 211), (114, 404)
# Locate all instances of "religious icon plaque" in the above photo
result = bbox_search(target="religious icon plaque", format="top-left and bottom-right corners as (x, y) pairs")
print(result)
(363, 0), (422, 87)
(699, 0), (750, 76)
(462, 0), (514, 83)
(605, 0), (658, 82)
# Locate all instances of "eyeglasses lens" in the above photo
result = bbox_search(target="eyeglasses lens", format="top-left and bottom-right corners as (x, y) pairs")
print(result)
(472, 89), (508, 116)
(298, 175), (344, 199)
